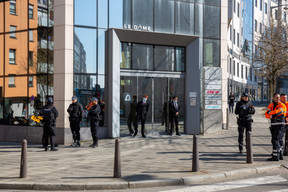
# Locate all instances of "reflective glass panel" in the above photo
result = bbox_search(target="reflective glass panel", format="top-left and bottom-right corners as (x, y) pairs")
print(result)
(204, 5), (220, 38)
(74, 0), (97, 27)
(109, 0), (124, 28)
(154, 46), (174, 71)
(132, 0), (153, 29)
(131, 44), (153, 70)
(98, 0), (108, 28)
(74, 27), (97, 74)
(176, 1), (194, 35)
(120, 43), (131, 69)
(98, 29), (105, 74)
(175, 47), (185, 72)
(155, 0), (174, 33)
(203, 39), (220, 67)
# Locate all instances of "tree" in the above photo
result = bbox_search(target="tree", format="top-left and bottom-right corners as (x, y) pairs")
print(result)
(253, 17), (288, 102)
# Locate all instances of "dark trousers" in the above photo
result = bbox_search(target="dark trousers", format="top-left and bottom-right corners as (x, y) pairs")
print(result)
(135, 116), (146, 136)
(90, 119), (99, 143)
(229, 103), (234, 113)
(70, 119), (81, 141)
(127, 114), (137, 134)
(270, 124), (285, 151)
(43, 125), (56, 149)
(238, 121), (252, 150)
(170, 115), (179, 134)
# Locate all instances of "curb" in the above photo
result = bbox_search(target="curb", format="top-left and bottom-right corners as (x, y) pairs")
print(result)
(0, 164), (282, 191)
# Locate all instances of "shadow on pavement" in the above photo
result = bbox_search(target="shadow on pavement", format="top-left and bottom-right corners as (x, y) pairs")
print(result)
(61, 176), (113, 179)
(122, 174), (157, 181)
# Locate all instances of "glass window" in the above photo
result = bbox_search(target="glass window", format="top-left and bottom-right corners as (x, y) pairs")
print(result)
(241, 65), (243, 78)
(260, 23), (262, 33)
(233, 0), (236, 12)
(154, 46), (174, 71)
(237, 32), (239, 47)
(194, 3), (203, 36)
(8, 76), (15, 87)
(233, 60), (235, 75)
(10, 0), (16, 15)
(132, 0), (153, 30)
(237, 3), (239, 17)
(132, 44), (153, 70)
(29, 76), (33, 87)
(255, 19), (257, 32)
(175, 47), (185, 72)
(176, 1), (194, 35)
(255, 0), (257, 7)
(230, 26), (232, 41)
(29, 51), (33, 66)
(204, 5), (220, 38)
(74, 27), (97, 74)
(98, 29), (105, 74)
(98, 0), (108, 28)
(245, 66), (248, 79)
(29, 30), (33, 41)
(229, 58), (232, 73)
(155, 0), (174, 33)
(10, 26), (16, 38)
(74, 0), (97, 27)
(203, 39), (220, 67)
(237, 62), (239, 77)
(29, 4), (34, 19)
(204, 0), (221, 6)
(120, 43), (131, 69)
(260, 0), (262, 11)
(9, 49), (16, 64)
(109, 0), (124, 28)
(283, 12), (286, 23)
(233, 29), (235, 44)
(265, 3), (267, 14)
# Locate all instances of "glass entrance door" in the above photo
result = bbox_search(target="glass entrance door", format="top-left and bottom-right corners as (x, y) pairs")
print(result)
(120, 76), (184, 137)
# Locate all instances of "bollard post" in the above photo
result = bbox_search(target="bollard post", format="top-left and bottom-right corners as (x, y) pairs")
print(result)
(114, 139), (121, 178)
(226, 108), (229, 130)
(284, 129), (288, 156)
(20, 139), (27, 178)
(192, 135), (199, 172)
(246, 131), (253, 164)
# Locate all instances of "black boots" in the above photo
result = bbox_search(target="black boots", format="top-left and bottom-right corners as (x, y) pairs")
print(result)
(76, 140), (81, 147)
(71, 140), (77, 147)
(267, 150), (279, 161)
(280, 148), (284, 160)
(89, 140), (98, 148)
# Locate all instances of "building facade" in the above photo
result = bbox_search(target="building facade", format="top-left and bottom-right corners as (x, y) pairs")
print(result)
(0, 0), (228, 144)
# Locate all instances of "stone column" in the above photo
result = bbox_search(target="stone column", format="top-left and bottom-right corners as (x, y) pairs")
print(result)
(53, 0), (74, 144)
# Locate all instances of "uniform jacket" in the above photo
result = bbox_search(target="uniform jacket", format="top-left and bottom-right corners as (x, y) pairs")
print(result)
(129, 100), (137, 118)
(169, 101), (180, 118)
(67, 102), (83, 121)
(265, 102), (287, 122)
(88, 104), (101, 121)
(40, 103), (58, 126)
(235, 100), (255, 120)
(136, 101), (149, 119)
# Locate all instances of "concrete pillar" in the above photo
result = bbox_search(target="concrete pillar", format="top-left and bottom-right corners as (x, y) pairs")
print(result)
(53, 0), (74, 144)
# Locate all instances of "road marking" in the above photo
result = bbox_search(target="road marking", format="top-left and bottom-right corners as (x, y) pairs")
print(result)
(160, 175), (287, 192)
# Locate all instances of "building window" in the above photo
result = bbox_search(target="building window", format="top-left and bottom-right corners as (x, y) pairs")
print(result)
(255, 0), (257, 7)
(10, 25), (16, 38)
(245, 66), (248, 79)
(260, 0), (262, 11)
(43, 0), (47, 4)
(28, 51), (33, 66)
(9, 49), (16, 64)
(265, 3), (267, 14)
(275, 10), (278, 19)
(241, 65), (243, 78)
(283, 12), (286, 23)
(250, 68), (252, 81)
(234, 0), (236, 13)
(233, 60), (236, 75)
(230, 26), (232, 41)
(230, 58), (232, 74)
(233, 29), (236, 44)
(237, 32), (239, 47)
(10, 0), (16, 15)
(260, 23), (262, 33)
(237, 3), (240, 17)
(255, 20), (257, 32)
(8, 76), (15, 87)
(29, 4), (34, 19)
(237, 62), (239, 77)
(29, 76), (33, 87)
(29, 30), (33, 41)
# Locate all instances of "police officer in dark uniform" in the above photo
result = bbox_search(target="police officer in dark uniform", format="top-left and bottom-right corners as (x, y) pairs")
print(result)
(134, 94), (149, 138)
(67, 96), (83, 147)
(169, 96), (180, 136)
(88, 97), (101, 148)
(40, 97), (58, 151)
(127, 95), (137, 136)
(235, 93), (255, 153)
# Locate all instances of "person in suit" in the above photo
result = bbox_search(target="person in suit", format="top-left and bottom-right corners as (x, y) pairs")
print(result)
(127, 95), (137, 136)
(169, 96), (180, 136)
(134, 94), (149, 138)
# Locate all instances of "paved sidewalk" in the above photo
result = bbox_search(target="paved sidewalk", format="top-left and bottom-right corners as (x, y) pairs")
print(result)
(0, 106), (287, 190)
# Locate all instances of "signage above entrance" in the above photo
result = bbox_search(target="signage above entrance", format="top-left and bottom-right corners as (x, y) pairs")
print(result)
(124, 24), (152, 32)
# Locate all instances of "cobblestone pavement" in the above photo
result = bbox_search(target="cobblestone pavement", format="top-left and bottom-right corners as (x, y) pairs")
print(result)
(0, 106), (287, 184)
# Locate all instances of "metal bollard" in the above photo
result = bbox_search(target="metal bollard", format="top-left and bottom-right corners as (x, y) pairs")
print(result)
(192, 135), (199, 172)
(20, 139), (27, 178)
(113, 139), (121, 178)
(246, 132), (253, 164)
(284, 129), (288, 156)
(226, 108), (229, 130)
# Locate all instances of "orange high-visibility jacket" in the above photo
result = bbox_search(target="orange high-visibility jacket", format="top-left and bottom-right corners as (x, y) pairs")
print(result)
(86, 102), (93, 110)
(284, 102), (288, 117)
(265, 102), (287, 119)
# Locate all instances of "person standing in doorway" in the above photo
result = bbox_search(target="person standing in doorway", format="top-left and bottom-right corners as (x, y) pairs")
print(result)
(40, 97), (58, 151)
(235, 93), (255, 153)
(228, 92), (235, 113)
(134, 94), (149, 138)
(169, 96), (180, 136)
(67, 96), (83, 147)
(127, 95), (137, 136)
(88, 98), (101, 148)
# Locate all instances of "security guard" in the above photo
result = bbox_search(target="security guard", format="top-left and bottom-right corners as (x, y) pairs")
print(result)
(67, 96), (83, 147)
(127, 95), (137, 136)
(235, 93), (255, 153)
(280, 93), (288, 158)
(88, 97), (101, 148)
(40, 97), (58, 151)
(265, 93), (287, 161)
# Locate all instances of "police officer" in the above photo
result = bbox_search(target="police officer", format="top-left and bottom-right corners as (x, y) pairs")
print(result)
(88, 97), (101, 148)
(280, 93), (288, 158)
(127, 95), (137, 136)
(265, 93), (287, 161)
(134, 94), (149, 138)
(67, 96), (83, 147)
(169, 96), (180, 136)
(235, 93), (255, 153)
(40, 97), (58, 151)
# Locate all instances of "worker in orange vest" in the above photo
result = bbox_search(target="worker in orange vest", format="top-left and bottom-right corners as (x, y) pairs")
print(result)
(280, 93), (288, 157)
(265, 93), (287, 161)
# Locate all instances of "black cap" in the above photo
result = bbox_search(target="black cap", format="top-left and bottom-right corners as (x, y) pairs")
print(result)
(91, 97), (98, 102)
(47, 97), (53, 103)
(72, 96), (77, 100)
(242, 93), (249, 97)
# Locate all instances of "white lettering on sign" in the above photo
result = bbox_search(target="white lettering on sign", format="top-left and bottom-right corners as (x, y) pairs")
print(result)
(124, 24), (151, 31)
